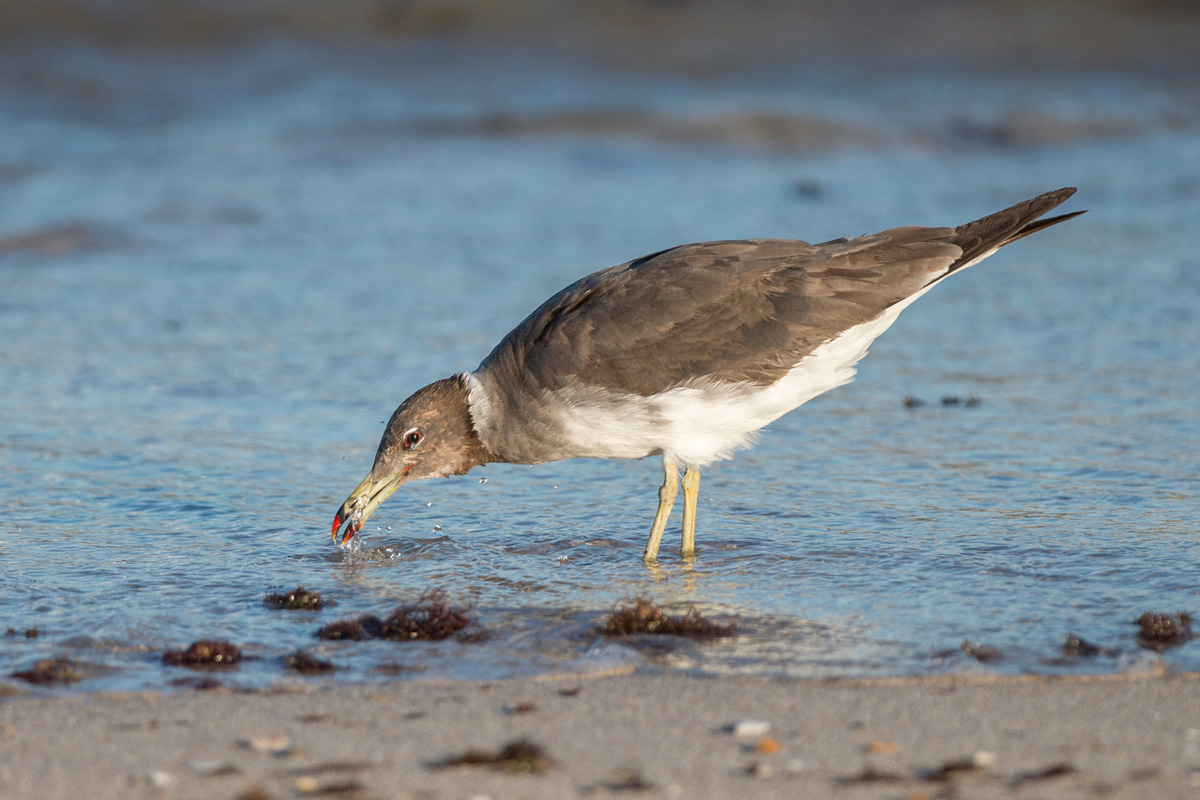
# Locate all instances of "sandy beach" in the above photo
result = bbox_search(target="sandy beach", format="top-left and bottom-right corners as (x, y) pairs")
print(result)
(3, 670), (1199, 799)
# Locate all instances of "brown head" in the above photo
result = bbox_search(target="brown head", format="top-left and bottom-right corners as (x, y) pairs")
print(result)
(332, 375), (492, 545)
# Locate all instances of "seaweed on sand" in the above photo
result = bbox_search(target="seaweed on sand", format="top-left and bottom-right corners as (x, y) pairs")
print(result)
(597, 597), (736, 638)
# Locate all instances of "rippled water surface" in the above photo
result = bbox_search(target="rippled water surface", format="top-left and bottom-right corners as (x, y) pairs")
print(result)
(2, 36), (1199, 693)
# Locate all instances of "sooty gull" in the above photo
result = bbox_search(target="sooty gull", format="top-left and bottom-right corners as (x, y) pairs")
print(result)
(333, 187), (1083, 562)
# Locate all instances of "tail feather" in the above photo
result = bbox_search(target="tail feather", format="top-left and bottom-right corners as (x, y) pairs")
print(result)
(949, 187), (1083, 272)
(1004, 208), (1087, 244)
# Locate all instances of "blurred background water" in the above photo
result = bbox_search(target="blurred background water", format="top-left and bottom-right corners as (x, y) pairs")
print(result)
(1, 0), (1198, 694)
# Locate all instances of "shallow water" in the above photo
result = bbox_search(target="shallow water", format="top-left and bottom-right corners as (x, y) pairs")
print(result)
(2, 36), (1199, 693)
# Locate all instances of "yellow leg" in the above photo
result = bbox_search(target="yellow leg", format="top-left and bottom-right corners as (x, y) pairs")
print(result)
(680, 465), (700, 559)
(643, 456), (678, 563)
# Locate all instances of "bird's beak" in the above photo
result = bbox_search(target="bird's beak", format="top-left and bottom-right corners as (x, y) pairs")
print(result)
(331, 465), (414, 545)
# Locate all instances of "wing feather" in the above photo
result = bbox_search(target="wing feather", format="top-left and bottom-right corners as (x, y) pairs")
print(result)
(476, 187), (1080, 397)
(479, 235), (959, 395)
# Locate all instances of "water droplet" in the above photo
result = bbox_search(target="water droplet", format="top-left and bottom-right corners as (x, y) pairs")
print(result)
(478, 478), (488, 485)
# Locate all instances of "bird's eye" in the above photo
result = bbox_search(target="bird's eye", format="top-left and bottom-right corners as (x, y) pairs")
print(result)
(403, 429), (422, 449)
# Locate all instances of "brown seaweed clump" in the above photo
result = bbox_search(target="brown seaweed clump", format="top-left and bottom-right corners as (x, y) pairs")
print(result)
(314, 617), (377, 641)
(959, 640), (1004, 663)
(1134, 611), (1193, 652)
(263, 586), (324, 611)
(315, 591), (478, 642)
(11, 657), (83, 685)
(1062, 633), (1121, 658)
(597, 597), (736, 638)
(376, 591), (473, 640)
(1011, 763), (1077, 784)
(932, 641), (1004, 664)
(284, 650), (335, 675)
(169, 675), (223, 690)
(5, 626), (40, 638)
(162, 639), (242, 667)
(429, 739), (552, 775)
(941, 395), (982, 407)
(585, 770), (656, 793)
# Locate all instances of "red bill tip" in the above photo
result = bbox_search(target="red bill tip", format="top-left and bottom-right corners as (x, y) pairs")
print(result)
(333, 512), (361, 546)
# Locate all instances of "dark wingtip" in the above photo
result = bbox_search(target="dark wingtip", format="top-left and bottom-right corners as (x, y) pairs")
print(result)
(948, 187), (1083, 269)
(1017, 187), (1078, 219)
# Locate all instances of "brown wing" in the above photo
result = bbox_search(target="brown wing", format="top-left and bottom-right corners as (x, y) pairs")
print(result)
(477, 188), (1080, 396)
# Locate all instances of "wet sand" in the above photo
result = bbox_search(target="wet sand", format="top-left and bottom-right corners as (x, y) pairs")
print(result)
(3, 671), (1199, 799)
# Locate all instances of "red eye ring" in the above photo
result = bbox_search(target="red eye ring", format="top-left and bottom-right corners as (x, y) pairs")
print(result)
(403, 430), (422, 449)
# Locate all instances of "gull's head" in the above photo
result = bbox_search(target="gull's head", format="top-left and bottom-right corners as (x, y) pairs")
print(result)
(331, 375), (489, 545)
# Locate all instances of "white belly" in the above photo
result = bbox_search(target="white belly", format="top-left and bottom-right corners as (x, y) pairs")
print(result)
(542, 277), (946, 466)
